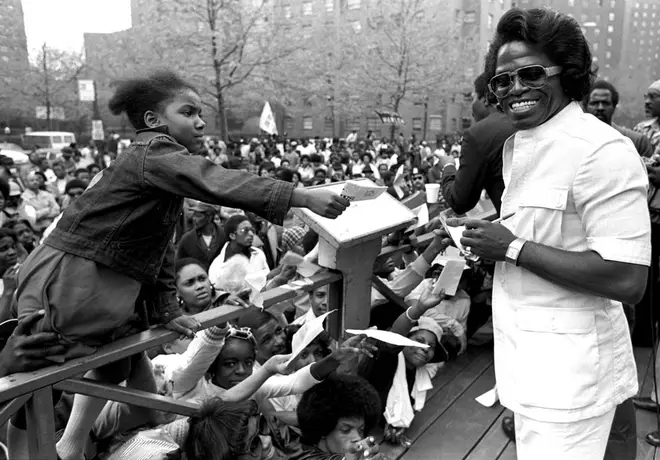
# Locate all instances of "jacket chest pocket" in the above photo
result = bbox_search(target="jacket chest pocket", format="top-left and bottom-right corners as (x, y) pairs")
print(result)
(515, 186), (569, 248)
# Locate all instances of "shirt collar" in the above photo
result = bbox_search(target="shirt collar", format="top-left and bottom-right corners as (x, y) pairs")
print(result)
(515, 100), (581, 138)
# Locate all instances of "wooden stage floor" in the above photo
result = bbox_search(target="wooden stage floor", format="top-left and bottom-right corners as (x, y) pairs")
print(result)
(377, 345), (660, 460)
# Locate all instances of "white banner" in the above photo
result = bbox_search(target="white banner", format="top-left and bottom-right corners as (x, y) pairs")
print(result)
(92, 120), (104, 141)
(259, 101), (278, 135)
(78, 80), (95, 102)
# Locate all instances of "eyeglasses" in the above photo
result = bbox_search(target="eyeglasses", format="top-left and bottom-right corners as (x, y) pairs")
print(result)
(488, 65), (562, 99)
(226, 324), (257, 347)
(237, 227), (255, 235)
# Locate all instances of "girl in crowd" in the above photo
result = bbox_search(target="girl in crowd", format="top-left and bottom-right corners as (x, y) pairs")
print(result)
(174, 257), (230, 315)
(4, 219), (39, 255)
(359, 283), (460, 445)
(13, 71), (349, 460)
(298, 156), (315, 185)
(294, 374), (383, 460)
(0, 228), (19, 323)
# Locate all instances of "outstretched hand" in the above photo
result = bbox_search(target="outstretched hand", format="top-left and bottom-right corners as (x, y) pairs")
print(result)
(263, 353), (294, 376)
(416, 283), (446, 313)
(0, 310), (69, 376)
(165, 315), (201, 339)
(297, 188), (350, 219)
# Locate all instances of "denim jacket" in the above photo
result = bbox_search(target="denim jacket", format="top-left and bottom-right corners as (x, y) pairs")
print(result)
(45, 128), (294, 323)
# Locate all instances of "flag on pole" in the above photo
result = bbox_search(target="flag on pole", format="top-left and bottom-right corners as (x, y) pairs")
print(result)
(259, 102), (278, 135)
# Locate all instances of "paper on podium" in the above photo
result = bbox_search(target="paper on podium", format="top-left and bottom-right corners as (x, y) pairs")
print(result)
(340, 180), (387, 202)
(475, 386), (499, 407)
(345, 328), (429, 348)
(287, 310), (336, 365)
(406, 203), (429, 232)
(433, 259), (466, 296)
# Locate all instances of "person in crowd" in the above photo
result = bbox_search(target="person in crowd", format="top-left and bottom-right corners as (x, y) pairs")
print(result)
(293, 374), (383, 460)
(284, 144), (300, 169)
(456, 9), (650, 459)
(438, 72), (516, 216)
(87, 163), (102, 179)
(60, 179), (87, 211)
(292, 284), (329, 326)
(4, 219), (38, 255)
(0, 179), (14, 227)
(60, 147), (78, 175)
(411, 167), (426, 192)
(298, 155), (315, 186)
(49, 159), (72, 200)
(20, 170), (60, 233)
(292, 171), (303, 189)
(176, 201), (226, 269)
(359, 283), (457, 446)
(174, 258), (228, 315)
(635, 79), (660, 156)
(312, 169), (328, 186)
(73, 168), (91, 185)
(12, 70), (348, 460)
(0, 228), (19, 322)
(584, 80), (653, 157)
(258, 162), (276, 178)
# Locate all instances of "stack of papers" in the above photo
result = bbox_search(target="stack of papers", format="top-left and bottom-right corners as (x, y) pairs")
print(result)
(340, 181), (388, 202)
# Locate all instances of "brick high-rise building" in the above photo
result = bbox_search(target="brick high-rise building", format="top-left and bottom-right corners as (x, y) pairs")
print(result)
(0, 0), (30, 107)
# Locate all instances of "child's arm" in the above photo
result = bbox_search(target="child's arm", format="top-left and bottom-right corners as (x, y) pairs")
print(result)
(222, 354), (292, 402)
(142, 137), (348, 224)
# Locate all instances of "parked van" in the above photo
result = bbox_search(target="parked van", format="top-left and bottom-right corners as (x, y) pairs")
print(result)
(22, 131), (76, 154)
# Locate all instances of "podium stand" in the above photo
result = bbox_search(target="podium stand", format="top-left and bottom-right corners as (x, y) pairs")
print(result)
(293, 179), (416, 335)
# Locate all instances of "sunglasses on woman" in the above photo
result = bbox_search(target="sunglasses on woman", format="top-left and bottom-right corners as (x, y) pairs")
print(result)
(225, 324), (258, 347)
(488, 65), (562, 99)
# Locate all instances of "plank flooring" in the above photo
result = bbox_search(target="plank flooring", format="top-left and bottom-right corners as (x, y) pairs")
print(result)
(381, 346), (660, 460)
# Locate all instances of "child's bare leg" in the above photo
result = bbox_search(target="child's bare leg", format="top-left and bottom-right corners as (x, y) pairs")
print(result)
(57, 358), (131, 460)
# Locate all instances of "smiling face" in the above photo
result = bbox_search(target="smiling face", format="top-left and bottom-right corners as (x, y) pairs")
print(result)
(150, 89), (206, 153)
(494, 41), (570, 130)
(586, 89), (616, 125)
(402, 329), (437, 369)
(211, 337), (256, 389)
(175, 263), (213, 313)
(253, 319), (287, 364)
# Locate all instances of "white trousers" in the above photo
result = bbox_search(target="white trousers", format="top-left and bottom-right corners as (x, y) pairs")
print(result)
(514, 409), (616, 460)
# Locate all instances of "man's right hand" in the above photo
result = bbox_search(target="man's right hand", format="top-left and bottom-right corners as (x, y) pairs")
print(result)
(0, 310), (68, 376)
(292, 188), (350, 219)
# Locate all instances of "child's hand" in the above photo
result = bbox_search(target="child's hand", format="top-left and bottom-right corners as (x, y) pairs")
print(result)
(417, 284), (446, 313)
(165, 315), (201, 339)
(263, 353), (293, 375)
(293, 188), (350, 219)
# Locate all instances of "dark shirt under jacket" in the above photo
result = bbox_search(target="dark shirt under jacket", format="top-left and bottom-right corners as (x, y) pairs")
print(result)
(441, 112), (516, 215)
(175, 224), (226, 269)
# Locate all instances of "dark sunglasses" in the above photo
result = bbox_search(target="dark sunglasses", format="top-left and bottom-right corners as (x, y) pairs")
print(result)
(489, 65), (562, 99)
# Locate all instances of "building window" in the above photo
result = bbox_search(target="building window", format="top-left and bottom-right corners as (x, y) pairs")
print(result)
(594, 27), (600, 35)
(325, 0), (334, 12)
(284, 117), (294, 131)
(463, 11), (476, 23)
(607, 37), (612, 46)
(488, 14), (493, 30)
(568, 0), (575, 6)
(347, 0), (361, 10)
(351, 21), (362, 33)
(367, 117), (380, 130)
(609, 12), (615, 21)
(429, 116), (442, 131)
(607, 25), (614, 33)
(284, 5), (292, 18)
(593, 42), (599, 51)
(462, 118), (472, 130)
(303, 1), (313, 15)
(412, 118), (423, 131)
(610, 0), (615, 7)
(324, 116), (334, 131)
(606, 51), (612, 59)
(303, 117), (313, 130)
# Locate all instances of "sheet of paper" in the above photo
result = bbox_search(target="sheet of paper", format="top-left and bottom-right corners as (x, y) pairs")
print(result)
(340, 180), (388, 202)
(287, 310), (336, 365)
(280, 251), (322, 278)
(406, 203), (429, 232)
(433, 259), (466, 296)
(345, 328), (429, 348)
(475, 386), (499, 407)
(431, 246), (462, 266)
(394, 165), (405, 186)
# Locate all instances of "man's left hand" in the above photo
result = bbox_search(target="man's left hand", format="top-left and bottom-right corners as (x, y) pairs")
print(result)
(459, 219), (517, 262)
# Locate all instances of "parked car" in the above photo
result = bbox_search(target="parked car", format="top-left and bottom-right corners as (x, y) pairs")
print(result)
(22, 131), (76, 155)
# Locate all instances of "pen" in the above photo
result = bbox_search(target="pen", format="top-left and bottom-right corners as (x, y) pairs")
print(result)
(493, 213), (515, 223)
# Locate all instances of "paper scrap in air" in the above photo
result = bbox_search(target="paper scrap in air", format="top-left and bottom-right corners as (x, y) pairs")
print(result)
(287, 310), (336, 365)
(345, 328), (429, 348)
(280, 251), (322, 278)
(340, 181), (387, 202)
(475, 386), (499, 407)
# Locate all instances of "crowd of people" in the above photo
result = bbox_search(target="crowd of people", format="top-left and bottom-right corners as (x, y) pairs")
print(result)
(0, 5), (660, 460)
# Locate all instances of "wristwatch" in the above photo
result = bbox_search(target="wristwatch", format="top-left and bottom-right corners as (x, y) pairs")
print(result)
(505, 238), (527, 266)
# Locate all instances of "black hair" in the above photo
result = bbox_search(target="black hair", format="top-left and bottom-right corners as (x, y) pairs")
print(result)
(86, 163), (101, 174)
(588, 79), (619, 107)
(74, 168), (89, 178)
(236, 309), (278, 331)
(257, 161), (275, 176)
(65, 179), (88, 194)
(183, 398), (258, 460)
(108, 71), (198, 130)
(473, 72), (490, 100)
(297, 374), (381, 446)
(0, 178), (9, 201)
(0, 228), (16, 242)
(3, 219), (35, 234)
(310, 153), (323, 163)
(274, 167), (294, 183)
(301, 229), (318, 255)
(175, 257), (207, 282)
(484, 8), (595, 104)
(224, 214), (249, 241)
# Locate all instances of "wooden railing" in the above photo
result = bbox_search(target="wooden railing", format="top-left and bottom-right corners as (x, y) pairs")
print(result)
(0, 206), (496, 459)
